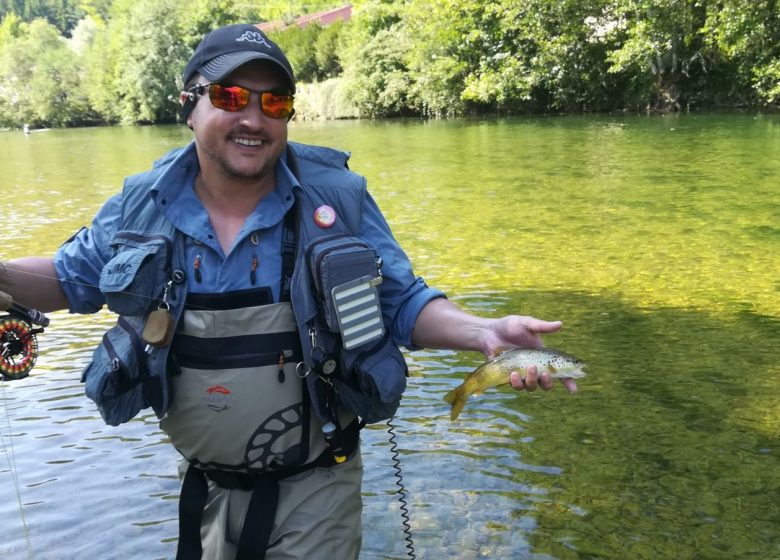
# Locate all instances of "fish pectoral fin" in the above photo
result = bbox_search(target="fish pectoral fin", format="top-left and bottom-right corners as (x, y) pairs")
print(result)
(547, 362), (557, 374)
(494, 346), (511, 357)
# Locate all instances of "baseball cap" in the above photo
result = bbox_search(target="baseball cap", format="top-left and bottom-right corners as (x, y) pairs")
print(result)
(182, 23), (295, 92)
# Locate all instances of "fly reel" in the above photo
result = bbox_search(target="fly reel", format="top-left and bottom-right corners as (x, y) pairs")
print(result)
(0, 316), (41, 380)
(0, 291), (49, 381)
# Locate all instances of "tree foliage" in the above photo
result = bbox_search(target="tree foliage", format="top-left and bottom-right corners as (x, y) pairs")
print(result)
(2, 0), (780, 128)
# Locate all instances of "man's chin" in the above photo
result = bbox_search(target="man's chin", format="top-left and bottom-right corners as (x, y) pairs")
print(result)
(220, 162), (275, 182)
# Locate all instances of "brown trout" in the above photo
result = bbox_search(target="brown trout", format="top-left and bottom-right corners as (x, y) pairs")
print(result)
(443, 348), (586, 420)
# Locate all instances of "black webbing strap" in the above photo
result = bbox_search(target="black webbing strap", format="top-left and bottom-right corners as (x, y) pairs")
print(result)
(175, 460), (311, 560)
(236, 476), (279, 560)
(280, 145), (301, 303)
(280, 205), (296, 303)
(175, 420), (360, 559)
(176, 464), (209, 559)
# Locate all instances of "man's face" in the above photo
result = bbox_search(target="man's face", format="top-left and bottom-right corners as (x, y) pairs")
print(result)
(188, 60), (290, 185)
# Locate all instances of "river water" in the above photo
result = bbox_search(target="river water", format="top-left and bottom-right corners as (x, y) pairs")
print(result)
(0, 115), (778, 559)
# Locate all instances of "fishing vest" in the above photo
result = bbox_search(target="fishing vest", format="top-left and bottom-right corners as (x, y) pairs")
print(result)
(81, 141), (407, 430)
(79, 140), (411, 559)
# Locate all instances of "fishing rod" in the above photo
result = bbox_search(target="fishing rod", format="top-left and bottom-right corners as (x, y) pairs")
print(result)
(0, 289), (45, 558)
(0, 290), (49, 380)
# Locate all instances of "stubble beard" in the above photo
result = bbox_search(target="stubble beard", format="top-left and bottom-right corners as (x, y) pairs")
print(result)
(201, 140), (282, 185)
(219, 155), (274, 182)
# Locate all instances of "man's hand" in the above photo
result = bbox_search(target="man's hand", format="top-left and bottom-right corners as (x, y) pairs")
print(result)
(480, 315), (562, 359)
(482, 315), (577, 394)
(412, 299), (578, 394)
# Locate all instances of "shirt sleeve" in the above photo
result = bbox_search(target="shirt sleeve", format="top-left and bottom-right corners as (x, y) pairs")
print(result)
(53, 194), (122, 314)
(359, 191), (446, 348)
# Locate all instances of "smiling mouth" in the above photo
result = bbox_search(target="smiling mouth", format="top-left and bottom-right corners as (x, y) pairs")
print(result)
(233, 137), (264, 147)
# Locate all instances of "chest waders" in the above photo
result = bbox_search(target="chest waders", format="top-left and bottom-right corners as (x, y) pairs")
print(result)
(171, 207), (359, 560)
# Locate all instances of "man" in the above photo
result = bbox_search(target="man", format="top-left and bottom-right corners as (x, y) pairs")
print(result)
(1, 23), (576, 559)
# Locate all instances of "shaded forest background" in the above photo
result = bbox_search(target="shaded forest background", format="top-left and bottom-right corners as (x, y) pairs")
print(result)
(2, 0), (780, 128)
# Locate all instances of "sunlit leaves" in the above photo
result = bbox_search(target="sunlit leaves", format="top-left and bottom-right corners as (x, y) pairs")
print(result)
(0, 18), (95, 127)
(3, 0), (780, 126)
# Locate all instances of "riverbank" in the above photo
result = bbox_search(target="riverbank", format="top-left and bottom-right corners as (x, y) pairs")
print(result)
(294, 78), (360, 120)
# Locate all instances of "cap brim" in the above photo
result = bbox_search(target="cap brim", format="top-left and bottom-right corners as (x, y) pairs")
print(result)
(198, 52), (295, 92)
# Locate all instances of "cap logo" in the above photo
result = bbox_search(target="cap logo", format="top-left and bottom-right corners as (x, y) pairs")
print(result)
(237, 31), (271, 48)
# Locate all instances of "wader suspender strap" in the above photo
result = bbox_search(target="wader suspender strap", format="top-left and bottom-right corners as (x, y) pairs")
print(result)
(280, 205), (296, 303)
(175, 420), (361, 560)
(280, 144), (300, 303)
(176, 465), (209, 560)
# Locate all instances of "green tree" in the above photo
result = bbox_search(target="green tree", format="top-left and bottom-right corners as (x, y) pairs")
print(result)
(0, 17), (94, 127)
(604, 0), (717, 110)
(313, 19), (344, 79)
(704, 0), (780, 105)
(337, 0), (416, 117)
(0, 10), (23, 43)
(178, 0), (245, 53)
(81, 14), (119, 122)
(79, 0), (113, 23)
(112, 0), (188, 123)
(1, 0), (85, 35)
(270, 24), (322, 83)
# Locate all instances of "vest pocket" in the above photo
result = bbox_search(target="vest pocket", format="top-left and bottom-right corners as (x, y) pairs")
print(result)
(100, 232), (172, 316)
(336, 335), (408, 423)
(81, 316), (150, 426)
(305, 234), (381, 332)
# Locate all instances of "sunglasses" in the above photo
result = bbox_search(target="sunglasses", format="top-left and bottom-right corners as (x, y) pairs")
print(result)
(181, 83), (295, 119)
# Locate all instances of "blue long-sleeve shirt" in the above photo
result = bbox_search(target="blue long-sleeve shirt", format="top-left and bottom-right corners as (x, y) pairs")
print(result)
(53, 143), (443, 348)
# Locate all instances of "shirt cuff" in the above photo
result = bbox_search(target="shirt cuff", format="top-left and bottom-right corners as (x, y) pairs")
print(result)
(393, 282), (447, 350)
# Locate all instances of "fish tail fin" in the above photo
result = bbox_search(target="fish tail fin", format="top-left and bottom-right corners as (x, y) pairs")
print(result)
(443, 386), (466, 421)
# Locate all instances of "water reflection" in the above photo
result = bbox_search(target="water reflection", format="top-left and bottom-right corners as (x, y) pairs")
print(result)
(1, 115), (779, 559)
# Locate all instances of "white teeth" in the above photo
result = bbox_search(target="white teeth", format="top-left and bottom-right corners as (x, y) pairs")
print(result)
(234, 138), (263, 146)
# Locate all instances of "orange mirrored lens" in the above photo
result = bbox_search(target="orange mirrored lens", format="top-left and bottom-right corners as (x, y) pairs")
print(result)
(207, 84), (293, 119)
(260, 93), (294, 119)
(209, 84), (250, 112)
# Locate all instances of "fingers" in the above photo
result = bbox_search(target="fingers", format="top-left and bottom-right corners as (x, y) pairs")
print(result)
(524, 317), (563, 334)
(510, 366), (554, 392)
(524, 366), (539, 392)
(538, 370), (554, 391)
(561, 378), (578, 394)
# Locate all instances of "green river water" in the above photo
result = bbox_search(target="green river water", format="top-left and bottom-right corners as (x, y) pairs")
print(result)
(0, 114), (778, 559)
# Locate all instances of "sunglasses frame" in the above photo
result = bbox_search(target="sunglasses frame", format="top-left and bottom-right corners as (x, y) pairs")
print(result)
(182, 82), (295, 120)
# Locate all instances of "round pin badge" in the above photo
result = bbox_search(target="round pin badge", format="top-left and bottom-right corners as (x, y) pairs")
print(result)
(313, 205), (337, 228)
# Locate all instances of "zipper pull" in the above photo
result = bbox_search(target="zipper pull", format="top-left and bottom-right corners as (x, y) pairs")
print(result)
(277, 350), (285, 383)
(250, 253), (258, 285)
(309, 327), (317, 349)
(193, 253), (202, 283)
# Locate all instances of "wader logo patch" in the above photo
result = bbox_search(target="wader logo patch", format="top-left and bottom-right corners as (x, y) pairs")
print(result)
(204, 385), (233, 412)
